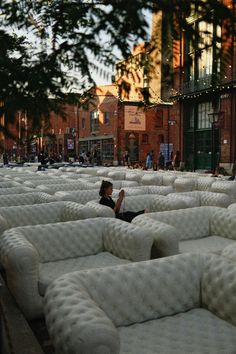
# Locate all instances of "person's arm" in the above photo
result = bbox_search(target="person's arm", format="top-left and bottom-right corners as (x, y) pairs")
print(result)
(114, 190), (124, 213)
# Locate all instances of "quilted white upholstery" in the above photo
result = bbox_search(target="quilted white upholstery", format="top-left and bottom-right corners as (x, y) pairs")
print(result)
(133, 206), (236, 255)
(43, 253), (236, 354)
(119, 194), (198, 213)
(86, 201), (115, 217)
(0, 192), (57, 207)
(174, 177), (197, 192)
(107, 171), (126, 180)
(0, 186), (34, 195)
(196, 177), (215, 191)
(36, 182), (98, 194)
(0, 181), (20, 188)
(221, 243), (236, 262)
(55, 189), (100, 204)
(140, 174), (163, 185)
(0, 201), (97, 230)
(0, 218), (153, 319)
(171, 191), (231, 207)
(125, 172), (143, 183)
(211, 180), (236, 200)
(23, 178), (73, 188)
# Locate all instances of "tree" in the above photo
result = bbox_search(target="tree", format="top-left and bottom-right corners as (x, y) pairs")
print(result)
(0, 0), (233, 133)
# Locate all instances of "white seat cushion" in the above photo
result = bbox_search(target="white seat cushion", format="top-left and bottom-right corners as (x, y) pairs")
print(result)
(118, 308), (236, 354)
(179, 236), (235, 255)
(39, 252), (130, 295)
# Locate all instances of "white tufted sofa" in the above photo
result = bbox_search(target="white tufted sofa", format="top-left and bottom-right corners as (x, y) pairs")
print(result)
(86, 191), (184, 219)
(0, 186), (34, 195)
(0, 180), (21, 188)
(211, 180), (236, 201)
(36, 182), (98, 194)
(0, 192), (57, 207)
(112, 194), (199, 213)
(44, 253), (236, 354)
(171, 190), (232, 207)
(55, 189), (101, 204)
(0, 201), (98, 234)
(133, 206), (236, 256)
(0, 218), (153, 319)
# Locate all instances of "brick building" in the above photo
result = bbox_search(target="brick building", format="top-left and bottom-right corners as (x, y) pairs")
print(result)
(157, 0), (236, 172)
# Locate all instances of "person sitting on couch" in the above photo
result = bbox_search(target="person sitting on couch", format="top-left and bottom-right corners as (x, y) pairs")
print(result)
(99, 180), (145, 222)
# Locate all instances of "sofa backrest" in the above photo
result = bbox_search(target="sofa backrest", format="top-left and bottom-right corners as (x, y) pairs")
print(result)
(0, 186), (34, 195)
(0, 192), (55, 207)
(55, 189), (100, 204)
(145, 206), (221, 240)
(36, 182), (97, 194)
(0, 202), (64, 228)
(210, 209), (236, 239)
(0, 201), (92, 229)
(120, 195), (153, 212)
(73, 253), (203, 327)
(201, 255), (236, 326)
(15, 218), (105, 263)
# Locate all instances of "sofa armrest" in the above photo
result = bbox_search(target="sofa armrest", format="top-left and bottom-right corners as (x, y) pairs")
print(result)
(44, 275), (120, 354)
(86, 201), (115, 217)
(132, 215), (180, 257)
(0, 228), (42, 319)
(62, 202), (97, 221)
(103, 218), (153, 261)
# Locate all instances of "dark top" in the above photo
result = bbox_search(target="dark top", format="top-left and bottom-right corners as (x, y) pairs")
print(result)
(99, 196), (115, 210)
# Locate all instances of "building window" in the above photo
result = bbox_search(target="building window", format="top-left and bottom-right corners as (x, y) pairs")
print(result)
(90, 110), (99, 132)
(197, 102), (213, 129)
(188, 20), (221, 81)
(142, 134), (148, 144)
(104, 112), (110, 124)
(82, 118), (85, 129)
(102, 139), (114, 160)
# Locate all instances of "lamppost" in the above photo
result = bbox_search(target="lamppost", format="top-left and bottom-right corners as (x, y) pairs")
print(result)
(208, 111), (224, 172)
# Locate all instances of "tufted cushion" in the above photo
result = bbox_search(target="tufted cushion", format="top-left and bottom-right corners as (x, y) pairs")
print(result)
(43, 253), (236, 354)
(0, 217), (152, 319)
(0, 181), (20, 188)
(141, 174), (163, 185)
(221, 243), (236, 262)
(162, 174), (177, 186)
(0, 186), (34, 195)
(137, 207), (220, 240)
(44, 254), (202, 328)
(180, 236), (235, 255)
(210, 209), (236, 239)
(19, 219), (105, 263)
(201, 255), (236, 326)
(0, 201), (97, 230)
(132, 217), (180, 257)
(171, 191), (231, 207)
(36, 182), (98, 194)
(196, 177), (215, 191)
(211, 181), (236, 200)
(86, 201), (115, 217)
(118, 308), (236, 354)
(0, 192), (56, 207)
(174, 178), (197, 192)
(55, 189), (100, 204)
(39, 252), (130, 295)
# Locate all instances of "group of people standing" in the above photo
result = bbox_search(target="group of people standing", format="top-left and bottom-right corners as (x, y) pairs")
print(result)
(145, 150), (181, 171)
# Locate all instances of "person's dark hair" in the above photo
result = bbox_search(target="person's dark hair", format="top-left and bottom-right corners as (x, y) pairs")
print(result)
(99, 180), (113, 197)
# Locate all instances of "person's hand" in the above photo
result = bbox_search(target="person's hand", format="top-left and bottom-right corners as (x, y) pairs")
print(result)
(119, 189), (125, 199)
